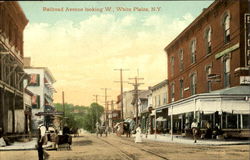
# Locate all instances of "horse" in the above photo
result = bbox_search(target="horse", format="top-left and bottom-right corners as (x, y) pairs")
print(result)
(96, 123), (108, 137)
(123, 122), (131, 138)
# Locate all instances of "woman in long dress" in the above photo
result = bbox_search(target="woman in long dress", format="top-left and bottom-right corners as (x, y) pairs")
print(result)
(135, 124), (142, 143)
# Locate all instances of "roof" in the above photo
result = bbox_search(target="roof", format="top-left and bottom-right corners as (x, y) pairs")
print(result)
(138, 90), (151, 99)
(150, 79), (168, 91)
(24, 66), (56, 83)
(207, 85), (250, 95)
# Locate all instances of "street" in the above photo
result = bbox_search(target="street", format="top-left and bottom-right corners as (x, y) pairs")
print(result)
(0, 133), (249, 160)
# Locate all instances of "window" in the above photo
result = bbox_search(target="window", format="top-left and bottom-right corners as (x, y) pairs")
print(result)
(32, 95), (40, 109)
(179, 49), (184, 71)
(163, 92), (167, 105)
(170, 56), (175, 77)
(154, 96), (157, 108)
(28, 74), (40, 86)
(190, 73), (197, 95)
(223, 14), (230, 43)
(206, 66), (212, 92)
(223, 58), (230, 88)
(180, 79), (184, 98)
(171, 83), (175, 102)
(158, 95), (161, 106)
(205, 27), (212, 54)
(190, 39), (196, 64)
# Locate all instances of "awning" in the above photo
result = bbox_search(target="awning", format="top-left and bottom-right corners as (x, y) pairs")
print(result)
(169, 100), (194, 115)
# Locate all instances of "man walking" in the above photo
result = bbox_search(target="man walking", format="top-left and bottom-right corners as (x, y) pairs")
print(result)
(37, 124), (49, 160)
(191, 119), (198, 143)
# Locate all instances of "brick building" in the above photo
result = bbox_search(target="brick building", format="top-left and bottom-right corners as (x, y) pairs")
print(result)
(158, 0), (250, 137)
(0, 2), (28, 134)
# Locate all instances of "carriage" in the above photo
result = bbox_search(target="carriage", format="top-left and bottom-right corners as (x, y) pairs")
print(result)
(96, 123), (108, 137)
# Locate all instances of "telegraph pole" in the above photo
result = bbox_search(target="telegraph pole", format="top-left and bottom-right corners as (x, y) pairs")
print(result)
(114, 68), (129, 121)
(101, 88), (111, 124)
(62, 91), (65, 128)
(93, 94), (99, 104)
(128, 76), (144, 126)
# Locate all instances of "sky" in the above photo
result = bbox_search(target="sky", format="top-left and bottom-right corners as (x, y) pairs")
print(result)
(19, 1), (214, 107)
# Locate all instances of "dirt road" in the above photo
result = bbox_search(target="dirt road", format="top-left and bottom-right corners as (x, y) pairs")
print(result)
(0, 133), (249, 160)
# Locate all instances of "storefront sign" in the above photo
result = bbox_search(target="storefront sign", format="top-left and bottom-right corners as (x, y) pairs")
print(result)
(245, 13), (250, 66)
(240, 76), (250, 84)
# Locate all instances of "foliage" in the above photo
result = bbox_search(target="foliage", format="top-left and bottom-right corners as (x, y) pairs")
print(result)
(54, 102), (104, 132)
(82, 103), (104, 133)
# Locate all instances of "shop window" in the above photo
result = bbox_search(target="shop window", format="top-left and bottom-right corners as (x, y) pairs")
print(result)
(227, 114), (237, 129)
(243, 115), (250, 129)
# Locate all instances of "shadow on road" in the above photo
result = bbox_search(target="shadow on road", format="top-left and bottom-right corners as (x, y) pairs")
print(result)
(73, 140), (93, 146)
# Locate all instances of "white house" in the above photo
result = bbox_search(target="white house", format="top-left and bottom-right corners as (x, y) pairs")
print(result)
(24, 58), (56, 130)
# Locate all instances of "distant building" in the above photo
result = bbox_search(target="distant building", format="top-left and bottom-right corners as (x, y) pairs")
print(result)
(24, 58), (56, 130)
(0, 1), (28, 134)
(163, 0), (250, 136)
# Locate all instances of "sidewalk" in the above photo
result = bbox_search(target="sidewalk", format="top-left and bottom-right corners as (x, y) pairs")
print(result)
(140, 134), (250, 146)
(0, 138), (37, 151)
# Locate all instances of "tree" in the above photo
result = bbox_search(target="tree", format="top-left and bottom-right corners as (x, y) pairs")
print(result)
(82, 103), (104, 133)
(54, 102), (104, 133)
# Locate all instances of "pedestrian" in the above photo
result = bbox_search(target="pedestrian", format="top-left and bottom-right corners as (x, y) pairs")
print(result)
(135, 124), (142, 143)
(37, 124), (49, 160)
(191, 119), (199, 143)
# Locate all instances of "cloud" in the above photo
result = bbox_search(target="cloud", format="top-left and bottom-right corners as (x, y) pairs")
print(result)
(24, 12), (194, 105)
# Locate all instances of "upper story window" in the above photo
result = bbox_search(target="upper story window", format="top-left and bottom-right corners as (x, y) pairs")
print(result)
(170, 83), (175, 102)
(180, 79), (184, 99)
(190, 73), (197, 95)
(163, 92), (167, 105)
(223, 14), (230, 44)
(223, 58), (230, 88)
(28, 74), (40, 86)
(190, 39), (196, 64)
(32, 95), (40, 109)
(179, 49), (184, 72)
(158, 95), (161, 106)
(206, 66), (212, 92)
(205, 27), (212, 54)
(170, 56), (175, 77)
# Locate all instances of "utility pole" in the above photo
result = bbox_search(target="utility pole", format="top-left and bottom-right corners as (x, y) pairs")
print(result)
(128, 76), (144, 126)
(62, 91), (65, 129)
(114, 68), (129, 121)
(101, 88), (111, 124)
(93, 94), (99, 104)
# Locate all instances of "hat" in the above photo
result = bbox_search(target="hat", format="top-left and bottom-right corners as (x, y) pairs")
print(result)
(38, 123), (44, 129)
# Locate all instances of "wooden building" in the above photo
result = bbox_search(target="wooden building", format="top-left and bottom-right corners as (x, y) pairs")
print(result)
(0, 1), (28, 134)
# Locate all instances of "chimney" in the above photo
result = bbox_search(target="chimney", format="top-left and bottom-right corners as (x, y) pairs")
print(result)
(24, 57), (31, 67)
